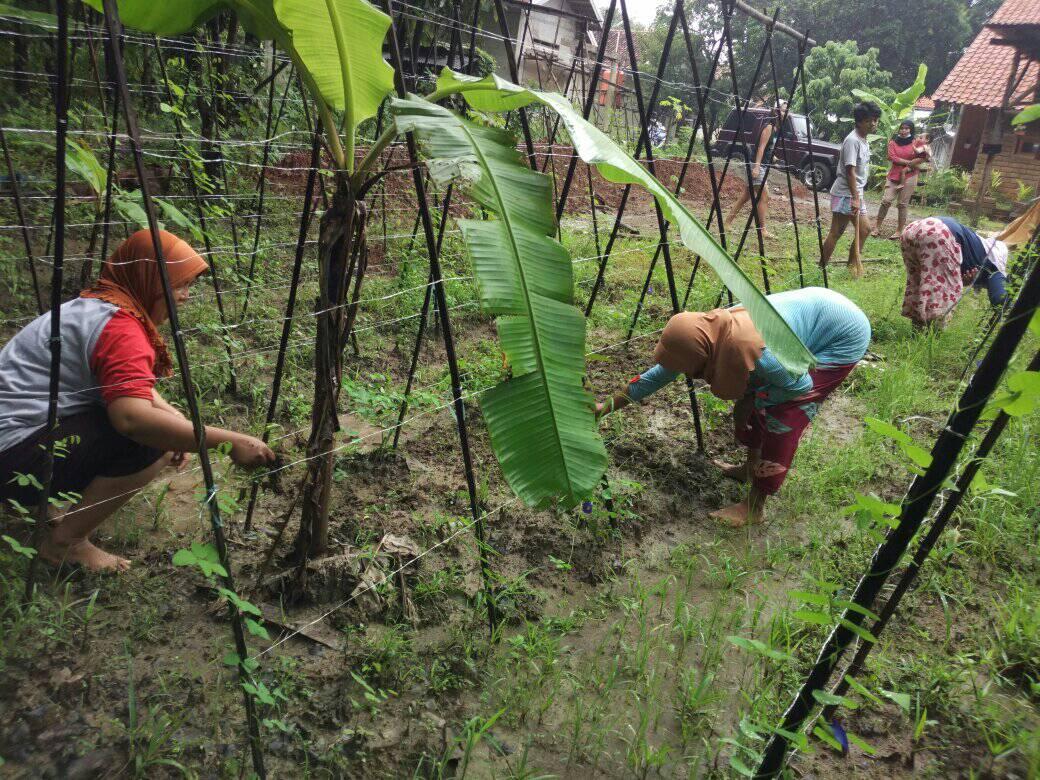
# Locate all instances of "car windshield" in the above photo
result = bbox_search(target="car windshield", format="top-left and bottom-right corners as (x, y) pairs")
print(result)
(788, 115), (810, 139)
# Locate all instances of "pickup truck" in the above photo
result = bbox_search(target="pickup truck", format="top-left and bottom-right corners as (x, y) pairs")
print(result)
(711, 106), (840, 192)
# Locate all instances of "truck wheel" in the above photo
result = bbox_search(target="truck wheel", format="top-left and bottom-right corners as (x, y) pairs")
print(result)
(800, 160), (832, 191)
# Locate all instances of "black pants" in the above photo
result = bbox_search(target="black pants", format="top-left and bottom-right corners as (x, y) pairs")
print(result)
(0, 407), (163, 506)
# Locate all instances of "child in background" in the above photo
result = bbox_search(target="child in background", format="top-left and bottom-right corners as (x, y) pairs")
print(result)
(819, 101), (882, 277)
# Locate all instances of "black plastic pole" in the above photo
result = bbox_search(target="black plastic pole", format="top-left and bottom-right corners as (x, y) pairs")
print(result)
(539, 34), (582, 175)
(492, 0), (537, 168)
(722, 4), (778, 294)
(25, 0), (69, 600)
(678, 6), (730, 309)
(820, 349), (1040, 728)
(240, 48), (296, 319)
(617, 0), (680, 313)
(756, 255), (1040, 778)
(629, 3), (730, 336)
(796, 31), (826, 287)
(100, 3), (265, 775)
(768, 35), (806, 288)
(392, 183), (454, 449)
(465, 0), (481, 74)
(728, 25), (805, 280)
(97, 77), (120, 267)
(0, 123), (44, 314)
(553, 0), (618, 224)
(153, 36), (237, 393)
(384, 0), (499, 634)
(242, 129), (322, 533)
(616, 0), (704, 451)
(583, 0), (681, 316)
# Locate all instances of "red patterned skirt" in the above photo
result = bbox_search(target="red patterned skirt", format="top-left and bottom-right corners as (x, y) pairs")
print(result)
(734, 363), (858, 495)
(900, 217), (969, 327)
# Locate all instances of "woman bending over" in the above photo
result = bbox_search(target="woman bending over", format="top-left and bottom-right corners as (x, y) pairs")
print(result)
(597, 287), (870, 527)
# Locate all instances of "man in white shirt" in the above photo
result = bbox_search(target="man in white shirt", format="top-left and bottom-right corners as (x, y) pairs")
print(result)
(820, 102), (881, 277)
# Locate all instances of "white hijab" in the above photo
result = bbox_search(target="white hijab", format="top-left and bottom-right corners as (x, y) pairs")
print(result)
(982, 237), (1009, 275)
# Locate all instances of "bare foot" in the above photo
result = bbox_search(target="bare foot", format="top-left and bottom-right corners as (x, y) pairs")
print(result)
(712, 459), (749, 483)
(758, 230), (778, 241)
(39, 534), (131, 572)
(870, 228), (880, 238)
(887, 233), (901, 241)
(710, 500), (763, 528)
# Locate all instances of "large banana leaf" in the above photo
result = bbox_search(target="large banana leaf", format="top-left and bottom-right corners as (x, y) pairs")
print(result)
(393, 96), (608, 508)
(273, 0), (394, 145)
(80, 0), (284, 42)
(80, 0), (394, 146)
(435, 70), (815, 375)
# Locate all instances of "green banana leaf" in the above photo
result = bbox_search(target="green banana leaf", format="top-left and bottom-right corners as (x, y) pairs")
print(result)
(434, 69), (815, 375)
(80, 0), (284, 41)
(273, 0), (395, 145)
(80, 0), (227, 36)
(1013, 104), (1040, 126)
(892, 64), (927, 116)
(393, 95), (608, 509)
(82, 0), (396, 168)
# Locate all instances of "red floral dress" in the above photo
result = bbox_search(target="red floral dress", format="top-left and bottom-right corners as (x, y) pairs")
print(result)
(900, 217), (968, 327)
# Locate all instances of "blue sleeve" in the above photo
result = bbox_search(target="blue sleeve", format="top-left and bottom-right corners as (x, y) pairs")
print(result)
(749, 349), (812, 407)
(627, 364), (681, 402)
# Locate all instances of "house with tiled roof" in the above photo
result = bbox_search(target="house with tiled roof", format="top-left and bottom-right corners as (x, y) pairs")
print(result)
(487, 0), (603, 100)
(933, 0), (1040, 210)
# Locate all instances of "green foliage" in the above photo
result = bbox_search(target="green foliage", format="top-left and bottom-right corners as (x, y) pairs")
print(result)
(983, 370), (1040, 419)
(171, 541), (228, 579)
(87, 0), (396, 169)
(794, 41), (894, 141)
(272, 0), (395, 142)
(392, 95), (608, 509)
(922, 167), (970, 207)
(853, 63), (928, 144)
(1013, 104), (1040, 127)
(436, 69), (815, 375)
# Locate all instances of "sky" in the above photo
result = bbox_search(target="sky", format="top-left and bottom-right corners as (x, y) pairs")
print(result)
(595, 0), (664, 25)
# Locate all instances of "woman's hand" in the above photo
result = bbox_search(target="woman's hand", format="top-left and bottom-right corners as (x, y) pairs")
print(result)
(170, 451), (191, 470)
(751, 164), (761, 180)
(595, 392), (632, 420)
(229, 434), (276, 468)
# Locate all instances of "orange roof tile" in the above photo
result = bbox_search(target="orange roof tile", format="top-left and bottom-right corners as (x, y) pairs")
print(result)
(915, 95), (936, 110)
(989, 0), (1040, 26)
(933, 25), (1039, 108)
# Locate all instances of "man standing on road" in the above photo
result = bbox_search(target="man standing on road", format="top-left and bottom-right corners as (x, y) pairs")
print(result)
(819, 102), (881, 277)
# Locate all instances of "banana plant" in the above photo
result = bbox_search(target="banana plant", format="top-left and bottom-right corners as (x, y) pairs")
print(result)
(87, 0), (812, 549)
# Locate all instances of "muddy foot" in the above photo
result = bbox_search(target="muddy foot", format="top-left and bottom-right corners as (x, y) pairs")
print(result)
(710, 501), (763, 528)
(712, 459), (749, 483)
(39, 536), (131, 572)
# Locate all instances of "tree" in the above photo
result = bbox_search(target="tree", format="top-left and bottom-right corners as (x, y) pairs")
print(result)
(792, 40), (893, 141)
(778, 0), (971, 92)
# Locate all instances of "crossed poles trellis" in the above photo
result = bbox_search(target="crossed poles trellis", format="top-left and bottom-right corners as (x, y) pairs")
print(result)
(9, 1), (1039, 778)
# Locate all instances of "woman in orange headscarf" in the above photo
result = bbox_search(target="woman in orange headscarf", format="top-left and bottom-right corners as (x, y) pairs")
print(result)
(597, 288), (870, 527)
(0, 230), (275, 571)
